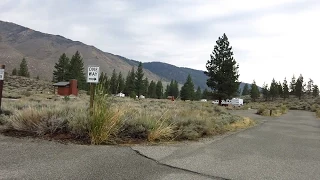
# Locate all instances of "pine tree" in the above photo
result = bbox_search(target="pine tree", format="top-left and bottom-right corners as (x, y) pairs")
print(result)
(69, 51), (86, 90)
(307, 78), (314, 96)
(202, 88), (209, 99)
(278, 81), (283, 98)
(180, 74), (195, 100)
(143, 77), (149, 97)
(18, 58), (30, 77)
(250, 80), (260, 102)
(11, 68), (17, 75)
(194, 86), (202, 100)
(155, 80), (163, 99)
(117, 72), (125, 93)
(36, 75), (40, 80)
(164, 84), (170, 98)
(312, 85), (319, 97)
(53, 53), (70, 82)
(242, 84), (249, 96)
(168, 80), (174, 97)
(295, 74), (304, 99)
(124, 67), (135, 96)
(135, 62), (144, 97)
(283, 78), (289, 100)
(172, 80), (179, 98)
(204, 33), (240, 105)
(148, 81), (157, 98)
(269, 78), (278, 101)
(290, 75), (296, 95)
(110, 69), (118, 94)
(261, 83), (269, 101)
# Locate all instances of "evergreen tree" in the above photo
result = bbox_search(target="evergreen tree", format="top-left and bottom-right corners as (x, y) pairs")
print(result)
(168, 80), (174, 96)
(97, 72), (110, 94)
(290, 75), (296, 95)
(155, 80), (163, 99)
(124, 67), (135, 96)
(69, 51), (86, 90)
(18, 57), (30, 77)
(36, 75), (40, 80)
(262, 83), (270, 101)
(283, 78), (289, 100)
(53, 53), (70, 82)
(12, 68), (17, 76)
(204, 33), (240, 105)
(180, 74), (195, 100)
(148, 81), (157, 98)
(110, 69), (118, 94)
(269, 78), (278, 101)
(242, 84), (249, 96)
(117, 72), (125, 93)
(135, 62), (144, 97)
(172, 80), (179, 98)
(295, 74), (304, 99)
(194, 86), (202, 100)
(202, 88), (209, 99)
(312, 85), (319, 97)
(250, 80), (260, 102)
(164, 84), (170, 98)
(143, 77), (149, 97)
(278, 81), (283, 98)
(307, 78), (314, 95)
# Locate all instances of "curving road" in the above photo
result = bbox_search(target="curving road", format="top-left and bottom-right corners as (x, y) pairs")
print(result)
(1, 110), (320, 180)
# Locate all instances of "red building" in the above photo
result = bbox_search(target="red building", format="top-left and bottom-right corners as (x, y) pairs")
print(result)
(53, 79), (78, 96)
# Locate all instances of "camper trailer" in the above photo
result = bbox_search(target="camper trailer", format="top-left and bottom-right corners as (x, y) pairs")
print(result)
(212, 98), (243, 106)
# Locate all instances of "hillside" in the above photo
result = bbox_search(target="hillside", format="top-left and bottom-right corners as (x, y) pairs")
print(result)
(0, 20), (252, 92)
(0, 20), (162, 83)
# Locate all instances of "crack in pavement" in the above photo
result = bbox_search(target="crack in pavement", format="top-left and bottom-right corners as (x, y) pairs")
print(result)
(131, 147), (231, 180)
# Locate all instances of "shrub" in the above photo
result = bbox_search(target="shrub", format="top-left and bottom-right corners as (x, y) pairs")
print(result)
(316, 109), (320, 118)
(21, 91), (32, 97)
(89, 85), (123, 145)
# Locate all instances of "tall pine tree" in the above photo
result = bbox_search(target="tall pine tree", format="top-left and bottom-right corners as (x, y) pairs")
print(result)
(69, 51), (86, 90)
(290, 75), (296, 95)
(18, 58), (30, 77)
(194, 86), (202, 100)
(155, 81), (163, 99)
(269, 78), (278, 101)
(110, 69), (118, 94)
(295, 74), (304, 99)
(135, 62), (144, 97)
(250, 80), (260, 102)
(202, 88), (209, 99)
(143, 77), (149, 97)
(312, 85), (319, 97)
(180, 74), (195, 100)
(307, 78), (314, 95)
(11, 68), (17, 76)
(53, 53), (70, 82)
(283, 78), (289, 100)
(204, 33), (240, 105)
(117, 72), (125, 93)
(124, 67), (135, 96)
(262, 83), (270, 101)
(148, 81), (157, 98)
(278, 81), (283, 98)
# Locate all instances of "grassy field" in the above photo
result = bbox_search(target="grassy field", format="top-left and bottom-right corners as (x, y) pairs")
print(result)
(241, 96), (320, 118)
(0, 88), (256, 145)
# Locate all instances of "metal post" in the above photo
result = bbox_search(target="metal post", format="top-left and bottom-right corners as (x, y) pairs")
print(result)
(0, 65), (5, 114)
(89, 83), (95, 113)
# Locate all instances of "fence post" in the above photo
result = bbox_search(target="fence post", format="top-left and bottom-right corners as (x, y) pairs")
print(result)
(0, 64), (5, 114)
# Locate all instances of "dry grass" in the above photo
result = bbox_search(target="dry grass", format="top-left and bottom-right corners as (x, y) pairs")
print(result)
(316, 109), (320, 118)
(1, 92), (255, 144)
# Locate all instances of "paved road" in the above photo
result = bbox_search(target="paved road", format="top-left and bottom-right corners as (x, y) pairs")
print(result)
(133, 110), (320, 180)
(1, 110), (319, 180)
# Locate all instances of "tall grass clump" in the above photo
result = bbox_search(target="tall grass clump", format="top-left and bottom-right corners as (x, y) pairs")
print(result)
(89, 84), (123, 145)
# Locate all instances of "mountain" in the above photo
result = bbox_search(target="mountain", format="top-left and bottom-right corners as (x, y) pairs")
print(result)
(0, 20), (252, 93)
(0, 20), (163, 83)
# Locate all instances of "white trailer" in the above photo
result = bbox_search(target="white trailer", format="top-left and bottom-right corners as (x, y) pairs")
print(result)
(212, 98), (243, 106)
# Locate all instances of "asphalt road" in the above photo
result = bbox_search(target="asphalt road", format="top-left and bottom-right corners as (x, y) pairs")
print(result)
(133, 110), (320, 180)
(1, 110), (319, 180)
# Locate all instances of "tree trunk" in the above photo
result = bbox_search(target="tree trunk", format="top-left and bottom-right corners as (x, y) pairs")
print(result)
(219, 97), (222, 106)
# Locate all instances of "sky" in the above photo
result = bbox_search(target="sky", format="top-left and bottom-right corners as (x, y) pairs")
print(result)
(0, 0), (320, 86)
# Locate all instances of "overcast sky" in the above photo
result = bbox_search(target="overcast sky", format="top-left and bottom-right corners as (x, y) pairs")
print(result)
(1, 0), (320, 86)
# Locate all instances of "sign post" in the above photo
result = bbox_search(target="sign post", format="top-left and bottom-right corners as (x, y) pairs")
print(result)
(87, 66), (100, 112)
(0, 65), (5, 114)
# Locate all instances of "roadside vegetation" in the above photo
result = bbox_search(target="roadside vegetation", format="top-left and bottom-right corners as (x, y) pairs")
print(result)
(0, 92), (255, 144)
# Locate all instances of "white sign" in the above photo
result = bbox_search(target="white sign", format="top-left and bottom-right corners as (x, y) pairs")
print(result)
(0, 69), (4, 80)
(87, 66), (99, 83)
